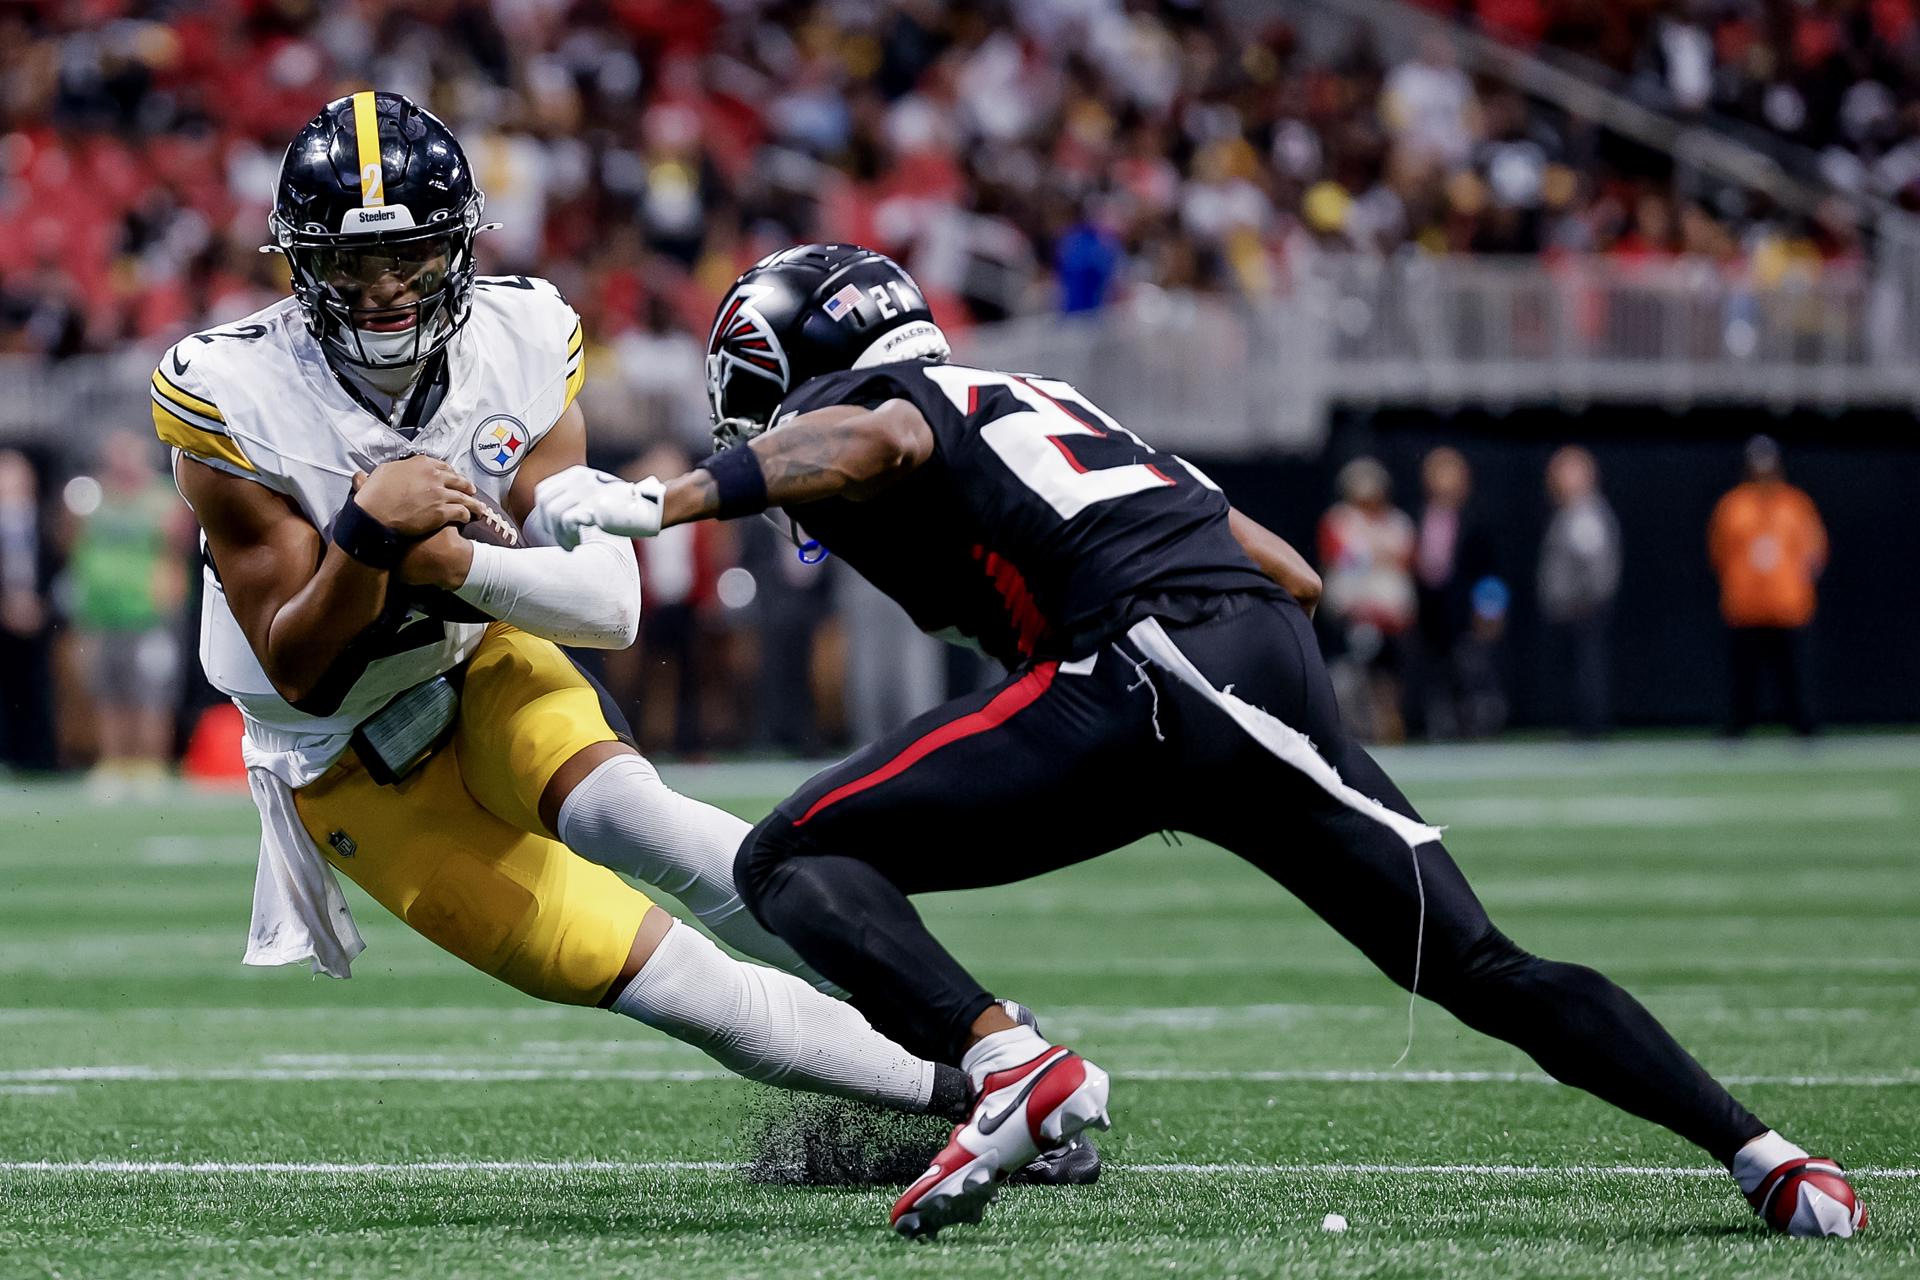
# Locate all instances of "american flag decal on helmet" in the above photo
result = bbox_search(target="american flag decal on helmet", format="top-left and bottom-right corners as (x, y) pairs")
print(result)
(823, 284), (863, 322)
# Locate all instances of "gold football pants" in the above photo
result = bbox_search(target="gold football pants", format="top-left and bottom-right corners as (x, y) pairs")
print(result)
(296, 624), (654, 1005)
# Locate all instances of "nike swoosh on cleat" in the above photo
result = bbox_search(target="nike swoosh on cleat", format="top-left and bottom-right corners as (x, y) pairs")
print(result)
(975, 1051), (1069, 1137)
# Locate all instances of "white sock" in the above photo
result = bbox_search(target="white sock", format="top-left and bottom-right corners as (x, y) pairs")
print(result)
(1731, 1130), (1809, 1193)
(960, 1025), (1050, 1091)
(557, 754), (838, 992)
(610, 919), (935, 1111)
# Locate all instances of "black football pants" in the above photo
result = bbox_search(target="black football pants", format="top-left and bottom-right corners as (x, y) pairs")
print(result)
(737, 593), (1767, 1162)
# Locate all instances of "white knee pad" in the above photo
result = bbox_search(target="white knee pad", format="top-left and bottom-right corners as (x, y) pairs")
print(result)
(555, 753), (837, 992)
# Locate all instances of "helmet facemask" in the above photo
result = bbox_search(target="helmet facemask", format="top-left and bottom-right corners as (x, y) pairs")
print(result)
(708, 351), (779, 450)
(273, 198), (484, 370)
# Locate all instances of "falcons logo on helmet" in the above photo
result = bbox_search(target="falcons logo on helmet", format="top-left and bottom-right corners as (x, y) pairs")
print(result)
(706, 282), (790, 413)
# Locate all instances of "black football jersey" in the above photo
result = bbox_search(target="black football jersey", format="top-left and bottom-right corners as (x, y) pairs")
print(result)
(770, 360), (1278, 667)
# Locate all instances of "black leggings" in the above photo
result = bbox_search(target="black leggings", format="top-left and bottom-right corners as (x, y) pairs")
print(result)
(738, 594), (1766, 1163)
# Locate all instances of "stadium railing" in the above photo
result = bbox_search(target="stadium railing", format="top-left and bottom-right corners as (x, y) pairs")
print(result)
(4, 255), (1917, 457)
(959, 254), (1916, 453)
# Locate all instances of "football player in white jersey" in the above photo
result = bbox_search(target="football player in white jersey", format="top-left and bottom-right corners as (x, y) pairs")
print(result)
(153, 91), (980, 1127)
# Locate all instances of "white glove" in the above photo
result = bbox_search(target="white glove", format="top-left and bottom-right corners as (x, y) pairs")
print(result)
(533, 465), (666, 548)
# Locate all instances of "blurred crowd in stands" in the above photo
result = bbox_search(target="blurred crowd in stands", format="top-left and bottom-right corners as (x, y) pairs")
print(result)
(0, 0), (1882, 383)
(1420, 0), (1920, 206)
(0, 0), (1853, 773)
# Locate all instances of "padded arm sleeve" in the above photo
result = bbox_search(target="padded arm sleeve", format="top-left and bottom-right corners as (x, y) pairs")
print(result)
(451, 526), (640, 649)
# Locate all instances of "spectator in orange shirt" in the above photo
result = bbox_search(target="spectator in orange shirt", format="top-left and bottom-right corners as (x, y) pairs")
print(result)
(1708, 436), (1827, 737)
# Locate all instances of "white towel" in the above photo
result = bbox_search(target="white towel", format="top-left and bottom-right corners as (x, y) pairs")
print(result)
(1125, 616), (1443, 851)
(239, 723), (365, 979)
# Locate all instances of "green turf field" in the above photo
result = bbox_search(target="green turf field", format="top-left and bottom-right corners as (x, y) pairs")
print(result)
(2, 737), (1916, 1278)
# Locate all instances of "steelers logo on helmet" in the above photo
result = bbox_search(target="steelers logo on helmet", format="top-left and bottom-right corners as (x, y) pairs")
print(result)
(706, 282), (792, 431)
(471, 414), (529, 476)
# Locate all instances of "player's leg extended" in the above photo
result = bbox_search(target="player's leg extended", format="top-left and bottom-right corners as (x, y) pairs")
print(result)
(294, 743), (964, 1117)
(736, 657), (1151, 1237)
(1166, 596), (1859, 1234)
(454, 622), (826, 986)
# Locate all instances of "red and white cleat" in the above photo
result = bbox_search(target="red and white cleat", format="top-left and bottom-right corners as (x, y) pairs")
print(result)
(890, 1044), (1110, 1240)
(1748, 1157), (1867, 1238)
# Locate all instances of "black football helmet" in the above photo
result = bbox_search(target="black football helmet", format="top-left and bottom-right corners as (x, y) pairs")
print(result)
(707, 244), (951, 447)
(267, 91), (491, 369)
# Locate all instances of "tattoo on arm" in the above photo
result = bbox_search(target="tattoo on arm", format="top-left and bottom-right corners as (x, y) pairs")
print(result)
(661, 403), (929, 526)
(751, 411), (887, 499)
(664, 469), (720, 525)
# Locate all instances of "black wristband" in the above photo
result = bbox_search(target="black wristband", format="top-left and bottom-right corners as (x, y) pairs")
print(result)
(329, 494), (407, 569)
(697, 445), (770, 520)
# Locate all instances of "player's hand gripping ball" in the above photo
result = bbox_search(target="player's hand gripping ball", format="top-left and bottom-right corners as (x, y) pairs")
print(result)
(399, 486), (521, 622)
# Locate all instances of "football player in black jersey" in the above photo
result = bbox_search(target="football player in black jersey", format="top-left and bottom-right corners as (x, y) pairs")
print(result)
(536, 244), (1859, 1242)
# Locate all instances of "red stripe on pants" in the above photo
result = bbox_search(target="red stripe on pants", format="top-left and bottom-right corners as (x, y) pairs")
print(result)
(792, 662), (1061, 827)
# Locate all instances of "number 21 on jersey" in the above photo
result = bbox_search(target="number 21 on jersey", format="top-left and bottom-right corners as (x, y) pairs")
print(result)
(922, 366), (1210, 520)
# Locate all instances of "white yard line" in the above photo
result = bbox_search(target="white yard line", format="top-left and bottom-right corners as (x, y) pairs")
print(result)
(5, 735), (1910, 816)
(2, 1065), (1915, 1087)
(1123, 1068), (1920, 1087)
(0, 1066), (737, 1083)
(1128, 1162), (1920, 1179)
(1434, 790), (1903, 828)
(0, 1158), (1914, 1179)
(0, 1159), (733, 1174)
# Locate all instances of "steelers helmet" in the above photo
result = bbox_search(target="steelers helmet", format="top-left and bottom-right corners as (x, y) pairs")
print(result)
(268, 91), (490, 369)
(706, 244), (950, 447)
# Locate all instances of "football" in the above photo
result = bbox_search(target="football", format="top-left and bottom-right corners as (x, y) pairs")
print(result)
(458, 488), (522, 551)
(1754, 1160), (1868, 1238)
(409, 486), (522, 622)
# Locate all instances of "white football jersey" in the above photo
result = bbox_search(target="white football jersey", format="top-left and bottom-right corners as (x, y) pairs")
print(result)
(154, 275), (585, 752)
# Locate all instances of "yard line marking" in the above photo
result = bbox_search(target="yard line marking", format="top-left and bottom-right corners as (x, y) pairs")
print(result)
(1435, 791), (1902, 829)
(3, 1065), (1915, 1087)
(0, 1160), (733, 1174)
(0, 1159), (1914, 1179)
(1123, 1068), (1920, 1087)
(1126, 1162), (1920, 1179)
(0, 1066), (737, 1083)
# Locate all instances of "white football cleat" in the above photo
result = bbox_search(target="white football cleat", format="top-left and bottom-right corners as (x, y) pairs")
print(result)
(1748, 1157), (1866, 1238)
(890, 1044), (1110, 1240)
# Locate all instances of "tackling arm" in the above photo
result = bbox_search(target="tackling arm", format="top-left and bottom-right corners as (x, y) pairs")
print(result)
(661, 401), (935, 528)
(1228, 507), (1322, 616)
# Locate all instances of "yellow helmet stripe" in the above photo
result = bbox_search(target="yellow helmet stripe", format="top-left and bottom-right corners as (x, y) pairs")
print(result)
(352, 90), (384, 207)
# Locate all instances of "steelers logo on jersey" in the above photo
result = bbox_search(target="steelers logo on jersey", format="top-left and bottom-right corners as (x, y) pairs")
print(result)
(471, 414), (529, 475)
